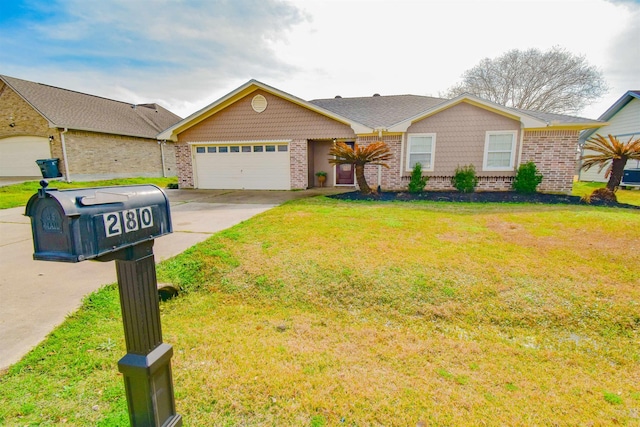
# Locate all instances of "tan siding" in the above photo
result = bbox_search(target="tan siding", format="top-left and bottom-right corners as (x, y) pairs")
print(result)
(178, 90), (356, 142)
(407, 102), (521, 176)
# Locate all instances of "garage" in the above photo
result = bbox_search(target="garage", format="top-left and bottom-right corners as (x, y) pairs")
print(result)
(0, 136), (51, 177)
(193, 142), (291, 190)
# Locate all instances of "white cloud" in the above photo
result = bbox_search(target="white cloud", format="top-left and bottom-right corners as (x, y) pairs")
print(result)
(2, 0), (638, 119)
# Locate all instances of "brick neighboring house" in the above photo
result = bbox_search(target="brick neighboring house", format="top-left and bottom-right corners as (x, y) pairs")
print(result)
(0, 75), (181, 180)
(159, 80), (603, 194)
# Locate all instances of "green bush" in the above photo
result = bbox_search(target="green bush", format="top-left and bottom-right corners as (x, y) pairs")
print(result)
(452, 164), (478, 193)
(513, 162), (543, 193)
(407, 163), (429, 194)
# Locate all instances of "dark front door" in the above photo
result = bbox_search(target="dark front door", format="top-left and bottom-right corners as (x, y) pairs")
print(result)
(335, 142), (355, 185)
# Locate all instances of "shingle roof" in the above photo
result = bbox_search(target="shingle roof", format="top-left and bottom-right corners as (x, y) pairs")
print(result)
(512, 109), (601, 125)
(311, 93), (599, 129)
(310, 94), (448, 128)
(1, 75), (181, 139)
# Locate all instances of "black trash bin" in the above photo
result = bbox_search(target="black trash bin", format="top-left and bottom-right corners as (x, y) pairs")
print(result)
(35, 158), (62, 179)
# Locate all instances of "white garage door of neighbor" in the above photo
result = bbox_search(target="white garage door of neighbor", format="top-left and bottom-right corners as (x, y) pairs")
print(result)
(0, 136), (51, 177)
(194, 143), (291, 190)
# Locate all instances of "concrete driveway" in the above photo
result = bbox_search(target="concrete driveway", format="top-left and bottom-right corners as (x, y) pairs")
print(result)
(0, 187), (345, 371)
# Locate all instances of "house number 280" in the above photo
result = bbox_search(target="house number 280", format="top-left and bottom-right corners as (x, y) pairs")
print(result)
(103, 207), (154, 237)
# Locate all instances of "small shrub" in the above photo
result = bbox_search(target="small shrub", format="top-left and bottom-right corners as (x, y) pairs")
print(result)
(513, 162), (543, 193)
(407, 163), (429, 194)
(452, 164), (478, 193)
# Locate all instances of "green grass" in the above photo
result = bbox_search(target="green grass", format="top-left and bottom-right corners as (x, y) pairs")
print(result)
(1, 198), (639, 425)
(0, 177), (178, 209)
(572, 181), (640, 206)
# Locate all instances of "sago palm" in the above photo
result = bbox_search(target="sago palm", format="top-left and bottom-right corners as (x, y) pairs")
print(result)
(581, 134), (640, 191)
(328, 141), (392, 194)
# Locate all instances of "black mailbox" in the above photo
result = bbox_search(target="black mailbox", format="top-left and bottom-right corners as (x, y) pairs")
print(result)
(25, 183), (172, 262)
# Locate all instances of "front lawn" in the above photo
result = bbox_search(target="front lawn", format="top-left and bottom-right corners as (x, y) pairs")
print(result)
(1, 198), (638, 425)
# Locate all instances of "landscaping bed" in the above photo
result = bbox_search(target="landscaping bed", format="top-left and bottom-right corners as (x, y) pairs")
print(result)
(330, 190), (640, 209)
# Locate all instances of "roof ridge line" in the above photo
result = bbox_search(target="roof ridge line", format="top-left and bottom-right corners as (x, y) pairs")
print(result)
(1, 74), (158, 108)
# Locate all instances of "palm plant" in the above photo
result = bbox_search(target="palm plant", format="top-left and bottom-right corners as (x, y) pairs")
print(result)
(328, 141), (392, 194)
(581, 134), (640, 191)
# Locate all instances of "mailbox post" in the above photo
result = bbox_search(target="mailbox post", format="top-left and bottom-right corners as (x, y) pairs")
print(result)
(25, 181), (182, 427)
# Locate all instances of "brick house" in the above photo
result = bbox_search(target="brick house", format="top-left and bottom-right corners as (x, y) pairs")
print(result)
(0, 75), (181, 180)
(158, 80), (602, 194)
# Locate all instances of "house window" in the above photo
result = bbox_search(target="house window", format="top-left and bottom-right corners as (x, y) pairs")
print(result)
(266, 145), (276, 152)
(242, 146), (251, 153)
(277, 145), (288, 152)
(219, 146), (228, 153)
(483, 131), (517, 171)
(196, 147), (205, 154)
(230, 146), (240, 153)
(253, 146), (264, 152)
(406, 134), (435, 171)
(207, 147), (216, 153)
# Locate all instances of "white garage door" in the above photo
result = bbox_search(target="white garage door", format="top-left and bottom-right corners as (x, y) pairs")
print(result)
(0, 136), (51, 177)
(194, 143), (291, 190)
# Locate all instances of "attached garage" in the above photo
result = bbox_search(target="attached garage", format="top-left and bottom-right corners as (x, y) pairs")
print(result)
(193, 142), (290, 190)
(0, 136), (51, 177)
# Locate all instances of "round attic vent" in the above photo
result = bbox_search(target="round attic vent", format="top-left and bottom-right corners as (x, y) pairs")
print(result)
(251, 94), (268, 113)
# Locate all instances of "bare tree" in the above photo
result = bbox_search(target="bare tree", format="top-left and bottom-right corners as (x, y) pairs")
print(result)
(445, 47), (608, 114)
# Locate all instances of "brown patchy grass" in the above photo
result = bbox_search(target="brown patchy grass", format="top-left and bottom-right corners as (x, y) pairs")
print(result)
(1, 198), (639, 426)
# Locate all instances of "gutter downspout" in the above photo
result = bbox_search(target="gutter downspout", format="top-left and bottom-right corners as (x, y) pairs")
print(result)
(159, 140), (167, 178)
(377, 128), (384, 189)
(516, 124), (525, 167)
(60, 128), (71, 183)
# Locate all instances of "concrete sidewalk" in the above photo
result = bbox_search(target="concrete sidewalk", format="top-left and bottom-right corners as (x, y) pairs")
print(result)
(0, 188), (347, 371)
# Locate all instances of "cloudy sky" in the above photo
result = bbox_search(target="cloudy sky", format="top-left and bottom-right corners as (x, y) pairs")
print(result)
(1, 0), (638, 119)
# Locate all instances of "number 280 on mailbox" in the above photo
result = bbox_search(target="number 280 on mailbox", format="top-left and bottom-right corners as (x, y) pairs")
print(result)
(103, 207), (154, 237)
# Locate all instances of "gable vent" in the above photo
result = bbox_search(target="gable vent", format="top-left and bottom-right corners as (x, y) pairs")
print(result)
(251, 94), (268, 113)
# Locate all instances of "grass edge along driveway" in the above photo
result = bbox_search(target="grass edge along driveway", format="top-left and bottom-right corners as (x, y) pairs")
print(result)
(1, 197), (639, 426)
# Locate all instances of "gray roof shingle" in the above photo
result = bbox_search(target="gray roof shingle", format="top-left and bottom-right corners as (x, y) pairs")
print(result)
(1, 75), (181, 138)
(310, 94), (448, 128)
(311, 93), (600, 128)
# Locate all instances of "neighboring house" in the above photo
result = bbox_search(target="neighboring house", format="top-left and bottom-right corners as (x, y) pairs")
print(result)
(579, 90), (640, 182)
(0, 75), (181, 180)
(158, 80), (602, 194)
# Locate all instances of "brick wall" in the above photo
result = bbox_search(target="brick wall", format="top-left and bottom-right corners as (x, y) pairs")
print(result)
(402, 175), (514, 191)
(0, 83), (50, 139)
(290, 139), (308, 189)
(355, 135), (404, 190)
(63, 130), (172, 180)
(521, 130), (578, 194)
(175, 142), (194, 188)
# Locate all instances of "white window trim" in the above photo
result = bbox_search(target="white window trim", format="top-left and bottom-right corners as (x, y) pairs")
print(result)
(483, 130), (517, 171)
(406, 133), (436, 172)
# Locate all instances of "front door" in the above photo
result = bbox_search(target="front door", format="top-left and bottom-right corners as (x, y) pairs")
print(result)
(335, 142), (355, 185)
